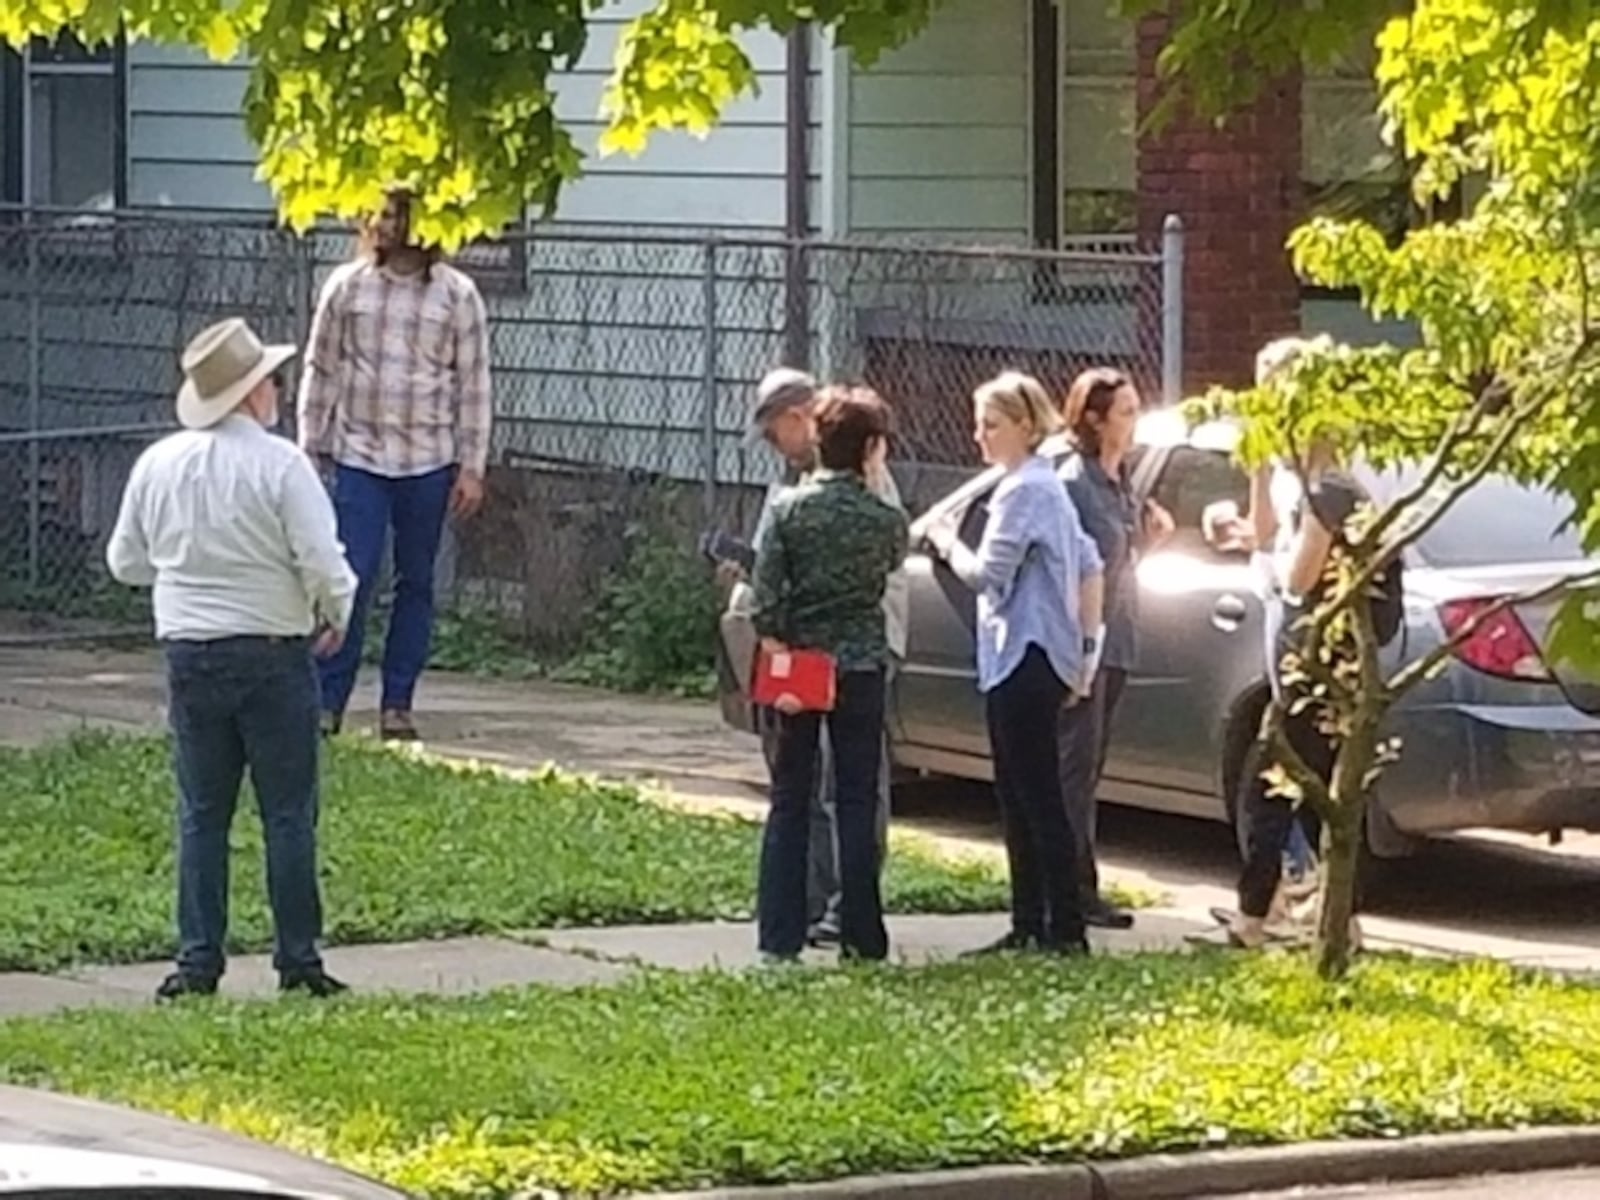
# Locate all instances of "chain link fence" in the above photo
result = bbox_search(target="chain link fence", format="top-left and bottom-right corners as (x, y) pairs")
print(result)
(0, 207), (1181, 664)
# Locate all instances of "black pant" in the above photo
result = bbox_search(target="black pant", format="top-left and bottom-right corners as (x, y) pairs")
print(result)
(164, 636), (325, 979)
(986, 646), (1087, 949)
(1237, 699), (1337, 919)
(1057, 666), (1127, 906)
(758, 668), (889, 960)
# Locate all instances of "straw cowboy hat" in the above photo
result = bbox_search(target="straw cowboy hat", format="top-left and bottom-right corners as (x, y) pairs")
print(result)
(176, 318), (297, 431)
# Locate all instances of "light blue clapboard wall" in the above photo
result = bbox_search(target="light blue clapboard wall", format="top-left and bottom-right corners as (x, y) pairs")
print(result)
(838, 0), (1032, 243)
(126, 0), (815, 228)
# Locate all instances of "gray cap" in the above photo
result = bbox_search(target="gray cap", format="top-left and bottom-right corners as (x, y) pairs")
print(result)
(746, 367), (817, 445)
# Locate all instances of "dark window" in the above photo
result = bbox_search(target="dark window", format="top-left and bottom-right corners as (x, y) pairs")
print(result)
(1370, 471), (1586, 569)
(1, 33), (126, 210)
(1150, 446), (1250, 536)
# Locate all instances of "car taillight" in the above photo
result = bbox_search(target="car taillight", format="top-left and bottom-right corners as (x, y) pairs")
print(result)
(1438, 599), (1553, 682)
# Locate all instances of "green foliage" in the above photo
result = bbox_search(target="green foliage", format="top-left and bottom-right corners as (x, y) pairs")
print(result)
(557, 525), (721, 699)
(4, 955), (1600, 1193)
(0, 731), (1008, 971)
(0, 1), (939, 248)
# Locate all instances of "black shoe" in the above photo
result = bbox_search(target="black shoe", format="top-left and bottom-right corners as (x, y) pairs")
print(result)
(1084, 900), (1135, 931)
(320, 712), (343, 739)
(961, 930), (1041, 958)
(279, 970), (349, 998)
(155, 971), (218, 1002)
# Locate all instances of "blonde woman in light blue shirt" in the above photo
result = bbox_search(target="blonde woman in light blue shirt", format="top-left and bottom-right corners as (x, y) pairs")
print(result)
(927, 371), (1105, 956)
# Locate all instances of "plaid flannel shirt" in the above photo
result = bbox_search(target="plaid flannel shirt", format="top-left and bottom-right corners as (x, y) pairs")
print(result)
(297, 259), (492, 478)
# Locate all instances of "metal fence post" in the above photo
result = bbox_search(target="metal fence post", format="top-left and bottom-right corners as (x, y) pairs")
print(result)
(702, 238), (720, 527)
(1161, 213), (1185, 407)
(25, 216), (42, 592)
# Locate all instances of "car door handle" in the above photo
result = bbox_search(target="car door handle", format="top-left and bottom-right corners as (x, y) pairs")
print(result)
(1212, 594), (1248, 633)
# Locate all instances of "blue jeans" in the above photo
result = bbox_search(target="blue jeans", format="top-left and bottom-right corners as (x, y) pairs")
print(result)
(319, 464), (454, 716)
(165, 636), (325, 978)
(759, 668), (889, 960)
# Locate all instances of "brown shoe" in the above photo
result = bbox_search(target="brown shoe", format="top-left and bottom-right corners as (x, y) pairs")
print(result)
(379, 709), (419, 742)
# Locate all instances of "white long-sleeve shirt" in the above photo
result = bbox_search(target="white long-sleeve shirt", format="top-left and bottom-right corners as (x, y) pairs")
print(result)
(107, 415), (357, 641)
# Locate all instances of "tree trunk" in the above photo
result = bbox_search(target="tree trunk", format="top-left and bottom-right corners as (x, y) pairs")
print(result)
(1314, 707), (1380, 981)
(1314, 801), (1362, 979)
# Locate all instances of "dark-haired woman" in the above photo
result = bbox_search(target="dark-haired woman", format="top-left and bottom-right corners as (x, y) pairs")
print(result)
(1056, 369), (1173, 930)
(750, 386), (909, 965)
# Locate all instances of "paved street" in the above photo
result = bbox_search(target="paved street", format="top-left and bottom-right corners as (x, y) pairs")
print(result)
(2, 644), (1599, 973)
(1214, 1168), (1600, 1197)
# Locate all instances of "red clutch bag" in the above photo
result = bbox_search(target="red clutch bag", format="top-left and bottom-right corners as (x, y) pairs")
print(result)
(752, 647), (837, 713)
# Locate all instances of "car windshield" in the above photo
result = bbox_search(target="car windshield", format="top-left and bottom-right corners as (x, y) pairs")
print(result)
(1367, 469), (1586, 568)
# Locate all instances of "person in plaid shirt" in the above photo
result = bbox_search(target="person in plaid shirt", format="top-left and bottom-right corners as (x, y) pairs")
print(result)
(297, 187), (492, 742)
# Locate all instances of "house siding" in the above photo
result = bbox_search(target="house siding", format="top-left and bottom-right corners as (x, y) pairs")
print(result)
(842, 0), (1031, 242)
(108, 3), (824, 521)
(127, 0), (812, 229)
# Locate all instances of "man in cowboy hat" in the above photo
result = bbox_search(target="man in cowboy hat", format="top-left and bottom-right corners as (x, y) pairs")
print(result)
(107, 317), (358, 1002)
(298, 185), (493, 743)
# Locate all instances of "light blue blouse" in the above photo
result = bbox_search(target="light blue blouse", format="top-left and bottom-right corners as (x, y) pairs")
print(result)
(949, 453), (1104, 693)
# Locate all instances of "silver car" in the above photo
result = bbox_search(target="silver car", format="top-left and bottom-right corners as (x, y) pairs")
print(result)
(0, 1084), (405, 1200)
(717, 414), (1600, 863)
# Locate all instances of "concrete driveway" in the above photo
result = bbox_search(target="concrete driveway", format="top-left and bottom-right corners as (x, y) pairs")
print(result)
(3, 644), (1598, 972)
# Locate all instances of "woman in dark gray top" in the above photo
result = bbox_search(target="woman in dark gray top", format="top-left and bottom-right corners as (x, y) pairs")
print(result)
(1056, 368), (1173, 930)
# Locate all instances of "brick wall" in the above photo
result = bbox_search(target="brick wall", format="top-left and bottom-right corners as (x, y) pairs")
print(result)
(1135, 13), (1303, 391)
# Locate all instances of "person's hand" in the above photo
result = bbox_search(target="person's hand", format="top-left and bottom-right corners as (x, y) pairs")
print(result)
(864, 436), (891, 490)
(1144, 499), (1177, 546)
(923, 519), (957, 559)
(450, 471), (486, 520)
(760, 637), (789, 656)
(313, 626), (345, 659)
(715, 560), (747, 590)
(1202, 500), (1255, 553)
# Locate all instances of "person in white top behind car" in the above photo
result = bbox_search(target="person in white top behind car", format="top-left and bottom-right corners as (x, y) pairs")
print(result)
(107, 318), (358, 1002)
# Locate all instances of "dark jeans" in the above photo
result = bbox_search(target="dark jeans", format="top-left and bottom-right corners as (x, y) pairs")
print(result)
(165, 636), (325, 979)
(757, 669), (893, 932)
(987, 646), (1087, 949)
(759, 668), (889, 960)
(1057, 665), (1127, 906)
(1237, 698), (1338, 919)
(319, 463), (454, 716)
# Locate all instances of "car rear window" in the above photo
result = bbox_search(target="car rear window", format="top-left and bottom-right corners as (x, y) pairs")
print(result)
(1371, 471), (1586, 568)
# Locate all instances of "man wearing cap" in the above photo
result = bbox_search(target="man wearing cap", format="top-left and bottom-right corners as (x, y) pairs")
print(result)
(107, 318), (358, 1002)
(298, 186), (492, 743)
(721, 367), (908, 946)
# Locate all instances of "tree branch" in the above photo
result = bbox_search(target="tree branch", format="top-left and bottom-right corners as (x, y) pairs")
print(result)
(1259, 695), (1333, 817)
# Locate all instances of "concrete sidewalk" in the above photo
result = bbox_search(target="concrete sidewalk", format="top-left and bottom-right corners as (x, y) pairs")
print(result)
(0, 912), (1211, 1019)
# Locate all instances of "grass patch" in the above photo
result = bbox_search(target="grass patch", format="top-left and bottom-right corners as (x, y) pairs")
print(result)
(0, 732), (1012, 972)
(2, 954), (1598, 1194)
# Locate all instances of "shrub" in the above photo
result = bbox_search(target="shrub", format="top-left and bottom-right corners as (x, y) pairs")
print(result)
(557, 523), (720, 698)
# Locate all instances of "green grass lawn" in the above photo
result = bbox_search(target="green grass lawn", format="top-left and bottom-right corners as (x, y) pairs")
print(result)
(3, 954), (1598, 1195)
(0, 731), (1022, 972)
